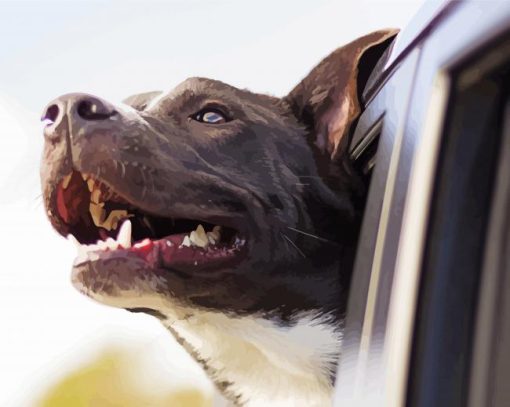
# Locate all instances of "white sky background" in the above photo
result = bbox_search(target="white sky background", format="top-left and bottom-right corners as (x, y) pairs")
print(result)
(0, 1), (424, 405)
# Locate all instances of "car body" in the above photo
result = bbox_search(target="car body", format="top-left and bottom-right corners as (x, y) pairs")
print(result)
(334, 1), (510, 406)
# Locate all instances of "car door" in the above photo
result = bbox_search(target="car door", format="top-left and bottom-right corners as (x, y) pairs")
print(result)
(334, 1), (510, 406)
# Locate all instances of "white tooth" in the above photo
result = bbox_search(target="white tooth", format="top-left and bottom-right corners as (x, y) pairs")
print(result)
(78, 244), (97, 261)
(105, 237), (118, 250)
(208, 227), (221, 241)
(189, 231), (208, 248)
(101, 210), (130, 232)
(81, 173), (89, 181)
(189, 224), (208, 247)
(189, 231), (198, 246)
(181, 235), (191, 247)
(67, 234), (80, 249)
(116, 220), (132, 248)
(207, 232), (217, 245)
(196, 224), (207, 239)
(62, 173), (72, 189)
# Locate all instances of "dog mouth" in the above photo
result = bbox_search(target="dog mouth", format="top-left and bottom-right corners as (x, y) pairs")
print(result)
(54, 170), (247, 273)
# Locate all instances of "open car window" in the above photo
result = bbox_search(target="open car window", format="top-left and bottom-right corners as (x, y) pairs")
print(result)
(334, 2), (510, 406)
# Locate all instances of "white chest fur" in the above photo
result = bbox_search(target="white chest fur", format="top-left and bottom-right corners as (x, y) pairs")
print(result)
(163, 309), (341, 407)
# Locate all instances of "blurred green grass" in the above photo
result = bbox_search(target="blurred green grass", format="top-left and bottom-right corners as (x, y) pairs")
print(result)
(36, 348), (211, 407)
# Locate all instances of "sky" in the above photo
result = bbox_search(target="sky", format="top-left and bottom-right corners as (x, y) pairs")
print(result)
(0, 1), (424, 405)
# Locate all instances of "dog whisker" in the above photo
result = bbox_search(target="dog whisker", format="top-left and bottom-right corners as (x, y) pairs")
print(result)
(138, 165), (149, 200)
(117, 160), (126, 178)
(33, 199), (44, 209)
(143, 165), (158, 201)
(281, 233), (306, 258)
(286, 226), (337, 244)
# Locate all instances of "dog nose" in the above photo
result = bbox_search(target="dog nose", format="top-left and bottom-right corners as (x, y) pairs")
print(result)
(42, 94), (117, 141)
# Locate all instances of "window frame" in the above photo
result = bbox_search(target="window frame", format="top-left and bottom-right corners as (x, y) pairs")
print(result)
(334, 2), (510, 406)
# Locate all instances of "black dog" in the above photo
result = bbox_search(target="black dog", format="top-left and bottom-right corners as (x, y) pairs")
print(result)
(40, 29), (396, 406)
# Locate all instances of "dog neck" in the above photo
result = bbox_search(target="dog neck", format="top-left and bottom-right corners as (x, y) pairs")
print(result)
(162, 304), (341, 407)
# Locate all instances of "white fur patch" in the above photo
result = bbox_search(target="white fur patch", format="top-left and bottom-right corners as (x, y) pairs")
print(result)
(163, 309), (340, 407)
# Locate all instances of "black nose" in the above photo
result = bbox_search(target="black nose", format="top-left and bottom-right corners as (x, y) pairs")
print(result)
(42, 97), (116, 124)
(42, 93), (118, 141)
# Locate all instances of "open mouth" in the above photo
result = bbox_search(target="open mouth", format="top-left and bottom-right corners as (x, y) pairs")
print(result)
(55, 170), (247, 272)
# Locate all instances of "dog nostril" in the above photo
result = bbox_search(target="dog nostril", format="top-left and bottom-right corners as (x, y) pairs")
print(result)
(77, 99), (116, 121)
(41, 104), (59, 126)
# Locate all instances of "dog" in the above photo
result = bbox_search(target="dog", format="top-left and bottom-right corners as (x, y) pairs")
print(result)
(40, 29), (397, 406)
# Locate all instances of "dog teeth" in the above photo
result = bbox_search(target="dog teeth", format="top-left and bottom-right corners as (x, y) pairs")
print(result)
(105, 237), (118, 250)
(67, 219), (134, 264)
(116, 219), (132, 248)
(88, 200), (131, 231)
(106, 210), (131, 231)
(62, 173), (73, 189)
(207, 226), (221, 244)
(185, 225), (223, 247)
(189, 224), (209, 248)
(181, 235), (191, 247)
(67, 234), (81, 249)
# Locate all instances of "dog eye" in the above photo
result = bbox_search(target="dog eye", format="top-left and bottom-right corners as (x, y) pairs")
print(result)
(193, 109), (228, 124)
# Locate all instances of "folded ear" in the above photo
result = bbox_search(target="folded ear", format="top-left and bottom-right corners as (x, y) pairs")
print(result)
(123, 91), (163, 111)
(285, 29), (398, 161)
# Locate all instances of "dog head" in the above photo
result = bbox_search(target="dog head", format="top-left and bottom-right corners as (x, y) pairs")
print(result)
(40, 29), (395, 331)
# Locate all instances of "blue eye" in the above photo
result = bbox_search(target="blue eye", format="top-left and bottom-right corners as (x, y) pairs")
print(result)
(193, 108), (229, 124)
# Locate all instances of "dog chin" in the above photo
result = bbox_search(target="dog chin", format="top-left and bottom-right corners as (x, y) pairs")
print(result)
(70, 253), (164, 307)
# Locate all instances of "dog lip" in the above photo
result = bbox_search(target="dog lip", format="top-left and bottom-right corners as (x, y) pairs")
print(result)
(45, 167), (251, 244)
(70, 227), (248, 276)
(85, 171), (247, 230)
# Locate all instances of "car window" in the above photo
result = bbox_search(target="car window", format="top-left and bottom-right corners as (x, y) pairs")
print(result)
(334, 46), (421, 403)
(460, 40), (510, 407)
(408, 37), (509, 407)
(335, 3), (510, 407)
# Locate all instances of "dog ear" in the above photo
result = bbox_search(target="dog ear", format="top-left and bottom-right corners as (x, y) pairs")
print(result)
(285, 29), (398, 161)
(123, 91), (163, 111)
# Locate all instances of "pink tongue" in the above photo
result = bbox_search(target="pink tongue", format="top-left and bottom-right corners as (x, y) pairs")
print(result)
(127, 233), (242, 270)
